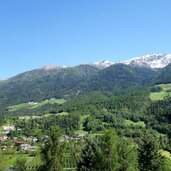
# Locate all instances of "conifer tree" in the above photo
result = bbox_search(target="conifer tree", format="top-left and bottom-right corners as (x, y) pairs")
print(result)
(41, 126), (64, 171)
(138, 135), (164, 171)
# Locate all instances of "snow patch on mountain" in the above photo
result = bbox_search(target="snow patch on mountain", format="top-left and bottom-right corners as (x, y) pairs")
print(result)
(41, 65), (67, 71)
(90, 60), (114, 69)
(122, 53), (171, 68)
(42, 53), (171, 71)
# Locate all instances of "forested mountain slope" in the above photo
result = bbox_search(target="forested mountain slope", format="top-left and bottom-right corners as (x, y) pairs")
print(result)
(0, 62), (170, 108)
(88, 64), (157, 95)
(0, 65), (99, 107)
(156, 64), (171, 84)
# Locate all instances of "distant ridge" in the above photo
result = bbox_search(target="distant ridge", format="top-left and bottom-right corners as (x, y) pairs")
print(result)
(0, 53), (171, 108)
(90, 53), (171, 69)
(122, 53), (171, 69)
(89, 60), (114, 69)
(41, 65), (67, 71)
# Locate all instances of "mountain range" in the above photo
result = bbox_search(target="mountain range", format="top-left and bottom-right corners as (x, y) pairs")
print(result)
(91, 53), (171, 69)
(122, 53), (171, 69)
(0, 53), (171, 107)
(37, 53), (171, 71)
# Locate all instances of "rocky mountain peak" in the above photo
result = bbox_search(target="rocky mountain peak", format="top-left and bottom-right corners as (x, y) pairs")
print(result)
(41, 65), (67, 71)
(122, 53), (171, 68)
(90, 60), (114, 69)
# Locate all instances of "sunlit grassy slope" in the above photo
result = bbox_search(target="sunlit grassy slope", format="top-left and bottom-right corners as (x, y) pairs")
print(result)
(150, 84), (171, 101)
(8, 98), (66, 112)
(125, 120), (146, 127)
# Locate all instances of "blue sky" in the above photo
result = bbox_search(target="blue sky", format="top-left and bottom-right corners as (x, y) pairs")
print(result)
(0, 0), (171, 79)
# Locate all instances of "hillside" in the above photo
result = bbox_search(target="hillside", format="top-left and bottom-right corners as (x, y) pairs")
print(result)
(88, 64), (157, 95)
(123, 53), (171, 69)
(0, 59), (170, 108)
(156, 64), (171, 84)
(1, 63), (171, 171)
(0, 65), (99, 107)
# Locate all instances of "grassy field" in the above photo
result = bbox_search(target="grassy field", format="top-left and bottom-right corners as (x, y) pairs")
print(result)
(0, 154), (31, 170)
(8, 103), (32, 111)
(0, 151), (80, 170)
(25, 142), (82, 170)
(74, 115), (90, 135)
(31, 98), (66, 109)
(8, 98), (66, 112)
(43, 112), (69, 117)
(25, 155), (43, 171)
(150, 84), (171, 101)
(19, 116), (41, 120)
(125, 120), (146, 127)
(19, 112), (69, 120)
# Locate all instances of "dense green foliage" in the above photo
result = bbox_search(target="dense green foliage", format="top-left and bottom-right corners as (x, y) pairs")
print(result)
(138, 135), (166, 171)
(0, 65), (99, 107)
(40, 126), (64, 171)
(0, 63), (171, 170)
(156, 64), (171, 84)
(89, 64), (157, 95)
(0, 63), (161, 108)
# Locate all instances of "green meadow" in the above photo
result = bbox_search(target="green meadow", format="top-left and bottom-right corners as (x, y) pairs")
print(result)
(8, 98), (66, 112)
(150, 84), (171, 101)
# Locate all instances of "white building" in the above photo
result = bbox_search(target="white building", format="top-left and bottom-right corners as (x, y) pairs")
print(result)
(2, 126), (15, 134)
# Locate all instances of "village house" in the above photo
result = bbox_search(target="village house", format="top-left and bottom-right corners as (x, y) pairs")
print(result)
(60, 134), (85, 142)
(28, 146), (38, 152)
(20, 144), (30, 150)
(20, 144), (38, 151)
(28, 101), (38, 105)
(23, 136), (38, 142)
(60, 135), (72, 142)
(15, 141), (24, 146)
(0, 136), (8, 142)
(76, 133), (85, 138)
(2, 126), (15, 134)
(1, 146), (7, 151)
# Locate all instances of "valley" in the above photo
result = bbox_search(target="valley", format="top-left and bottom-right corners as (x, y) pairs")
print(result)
(0, 57), (171, 170)
(2, 0), (171, 169)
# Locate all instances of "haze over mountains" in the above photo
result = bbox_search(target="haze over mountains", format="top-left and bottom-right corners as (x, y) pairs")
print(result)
(0, 53), (171, 108)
